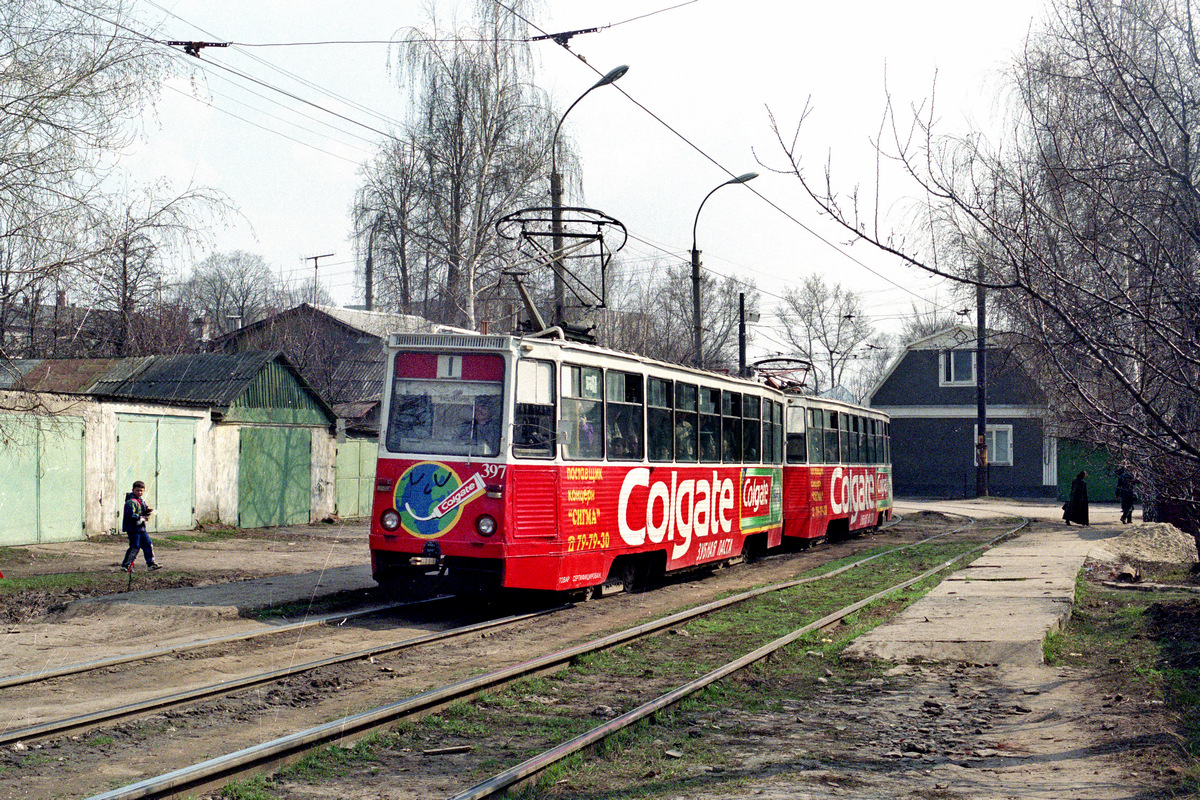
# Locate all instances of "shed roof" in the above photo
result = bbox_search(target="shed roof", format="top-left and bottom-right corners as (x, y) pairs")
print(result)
(90, 352), (281, 406)
(1, 352), (336, 421)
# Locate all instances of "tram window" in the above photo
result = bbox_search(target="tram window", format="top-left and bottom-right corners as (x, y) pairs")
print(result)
(825, 411), (840, 463)
(606, 370), (644, 461)
(675, 383), (698, 462)
(561, 364), (603, 460)
(513, 359), (555, 458)
(807, 408), (824, 464)
(766, 401), (783, 464)
(742, 395), (761, 463)
(648, 378), (674, 462)
(699, 387), (721, 462)
(384, 352), (505, 457)
(722, 391), (742, 463)
(785, 404), (806, 464)
(774, 402), (785, 463)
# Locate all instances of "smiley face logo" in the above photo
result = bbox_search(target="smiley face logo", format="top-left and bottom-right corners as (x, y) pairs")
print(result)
(394, 461), (464, 539)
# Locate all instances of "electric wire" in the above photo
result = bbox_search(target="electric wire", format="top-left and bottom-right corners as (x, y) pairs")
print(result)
(495, 0), (958, 315)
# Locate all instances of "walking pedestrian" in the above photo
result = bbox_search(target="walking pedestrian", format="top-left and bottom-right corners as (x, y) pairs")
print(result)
(120, 480), (161, 571)
(1063, 470), (1090, 526)
(1116, 465), (1139, 524)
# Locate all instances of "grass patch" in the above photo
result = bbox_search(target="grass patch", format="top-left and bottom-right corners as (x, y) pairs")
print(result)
(1046, 572), (1200, 791)
(215, 774), (278, 800)
(0, 573), (121, 595)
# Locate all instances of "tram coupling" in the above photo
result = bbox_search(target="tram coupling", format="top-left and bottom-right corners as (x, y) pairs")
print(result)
(410, 541), (443, 568)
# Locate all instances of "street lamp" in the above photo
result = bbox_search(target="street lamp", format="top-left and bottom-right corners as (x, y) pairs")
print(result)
(551, 65), (629, 329)
(691, 172), (758, 368)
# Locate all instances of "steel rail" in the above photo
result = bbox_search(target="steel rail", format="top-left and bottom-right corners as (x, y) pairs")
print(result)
(448, 517), (1030, 800)
(82, 514), (991, 800)
(6, 513), (925, 748)
(0, 605), (563, 748)
(0, 598), (444, 690)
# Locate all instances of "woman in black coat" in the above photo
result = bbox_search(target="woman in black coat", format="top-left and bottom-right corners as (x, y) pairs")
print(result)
(1063, 470), (1089, 526)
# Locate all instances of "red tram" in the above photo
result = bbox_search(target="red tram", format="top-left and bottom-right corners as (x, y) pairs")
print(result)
(368, 333), (892, 596)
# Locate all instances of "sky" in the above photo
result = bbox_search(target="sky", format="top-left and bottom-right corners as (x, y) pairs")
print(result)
(123, 0), (1047, 358)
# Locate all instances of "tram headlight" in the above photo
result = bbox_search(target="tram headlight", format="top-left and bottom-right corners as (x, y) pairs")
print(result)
(475, 514), (497, 537)
(380, 509), (401, 531)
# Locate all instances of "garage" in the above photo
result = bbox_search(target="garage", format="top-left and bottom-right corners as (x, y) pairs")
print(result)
(115, 414), (196, 533)
(238, 426), (313, 528)
(0, 415), (84, 545)
(334, 437), (377, 518)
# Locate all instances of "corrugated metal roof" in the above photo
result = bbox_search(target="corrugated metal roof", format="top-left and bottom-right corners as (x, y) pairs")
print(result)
(0, 358), (141, 393)
(309, 304), (437, 339)
(91, 352), (279, 407)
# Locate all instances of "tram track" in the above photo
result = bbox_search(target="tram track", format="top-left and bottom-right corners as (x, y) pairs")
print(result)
(76, 513), (1004, 800)
(0, 514), (917, 753)
(0, 604), (564, 748)
(0, 599), (435, 691)
(451, 515), (1030, 800)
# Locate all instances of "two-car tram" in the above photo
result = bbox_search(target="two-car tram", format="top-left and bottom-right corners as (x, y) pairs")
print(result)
(368, 332), (891, 597)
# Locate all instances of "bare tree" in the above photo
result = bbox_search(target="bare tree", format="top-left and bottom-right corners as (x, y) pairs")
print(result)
(353, 2), (556, 329)
(595, 257), (757, 372)
(775, 274), (876, 395)
(769, 0), (1200, 532)
(184, 251), (276, 335)
(0, 2), (226, 360)
(85, 186), (222, 355)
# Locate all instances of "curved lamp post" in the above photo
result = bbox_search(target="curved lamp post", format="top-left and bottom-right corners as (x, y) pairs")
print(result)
(691, 172), (758, 368)
(550, 65), (629, 328)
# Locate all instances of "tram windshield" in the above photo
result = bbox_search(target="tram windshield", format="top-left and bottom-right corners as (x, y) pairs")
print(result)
(385, 380), (504, 457)
(383, 351), (506, 457)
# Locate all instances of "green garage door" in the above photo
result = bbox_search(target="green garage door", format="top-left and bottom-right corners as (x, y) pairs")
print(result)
(115, 415), (196, 533)
(0, 415), (84, 545)
(239, 427), (312, 528)
(335, 438), (377, 518)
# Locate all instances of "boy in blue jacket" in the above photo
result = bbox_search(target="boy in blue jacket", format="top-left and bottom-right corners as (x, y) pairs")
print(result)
(120, 480), (161, 571)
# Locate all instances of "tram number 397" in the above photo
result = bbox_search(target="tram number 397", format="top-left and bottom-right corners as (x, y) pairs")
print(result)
(567, 531), (611, 553)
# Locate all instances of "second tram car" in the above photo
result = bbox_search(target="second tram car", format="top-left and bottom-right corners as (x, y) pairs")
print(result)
(368, 332), (891, 596)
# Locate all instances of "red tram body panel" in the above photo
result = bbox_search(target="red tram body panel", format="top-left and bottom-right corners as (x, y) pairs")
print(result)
(368, 333), (892, 595)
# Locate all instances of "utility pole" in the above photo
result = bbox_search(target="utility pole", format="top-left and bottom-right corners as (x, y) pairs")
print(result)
(305, 253), (335, 305)
(738, 293), (747, 377)
(975, 259), (989, 497)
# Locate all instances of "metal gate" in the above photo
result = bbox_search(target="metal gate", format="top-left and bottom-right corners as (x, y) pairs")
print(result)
(0, 415), (84, 545)
(335, 438), (376, 518)
(238, 426), (312, 528)
(115, 415), (196, 533)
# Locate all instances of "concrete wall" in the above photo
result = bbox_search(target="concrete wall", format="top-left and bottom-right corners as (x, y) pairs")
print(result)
(311, 428), (337, 521)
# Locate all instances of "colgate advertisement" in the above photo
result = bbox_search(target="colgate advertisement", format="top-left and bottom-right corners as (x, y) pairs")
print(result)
(828, 466), (890, 525)
(585, 466), (782, 567)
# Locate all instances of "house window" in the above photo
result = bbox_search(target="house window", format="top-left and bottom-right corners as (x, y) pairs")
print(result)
(974, 424), (1013, 466)
(940, 349), (975, 386)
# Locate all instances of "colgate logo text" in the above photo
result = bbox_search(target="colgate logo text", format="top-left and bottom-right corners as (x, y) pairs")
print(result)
(618, 468), (735, 560)
(742, 475), (772, 516)
(830, 467), (877, 515)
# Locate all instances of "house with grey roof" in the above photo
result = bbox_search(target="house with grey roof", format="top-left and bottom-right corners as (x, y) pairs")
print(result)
(868, 326), (1057, 498)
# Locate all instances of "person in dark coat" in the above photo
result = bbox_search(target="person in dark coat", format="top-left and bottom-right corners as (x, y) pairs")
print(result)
(1115, 465), (1139, 524)
(1063, 470), (1089, 526)
(120, 480), (161, 571)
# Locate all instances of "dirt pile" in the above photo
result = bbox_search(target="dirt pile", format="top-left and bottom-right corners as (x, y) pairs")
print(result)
(1088, 522), (1197, 565)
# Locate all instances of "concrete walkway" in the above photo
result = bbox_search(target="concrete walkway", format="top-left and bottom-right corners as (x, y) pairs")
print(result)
(845, 498), (1121, 666)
